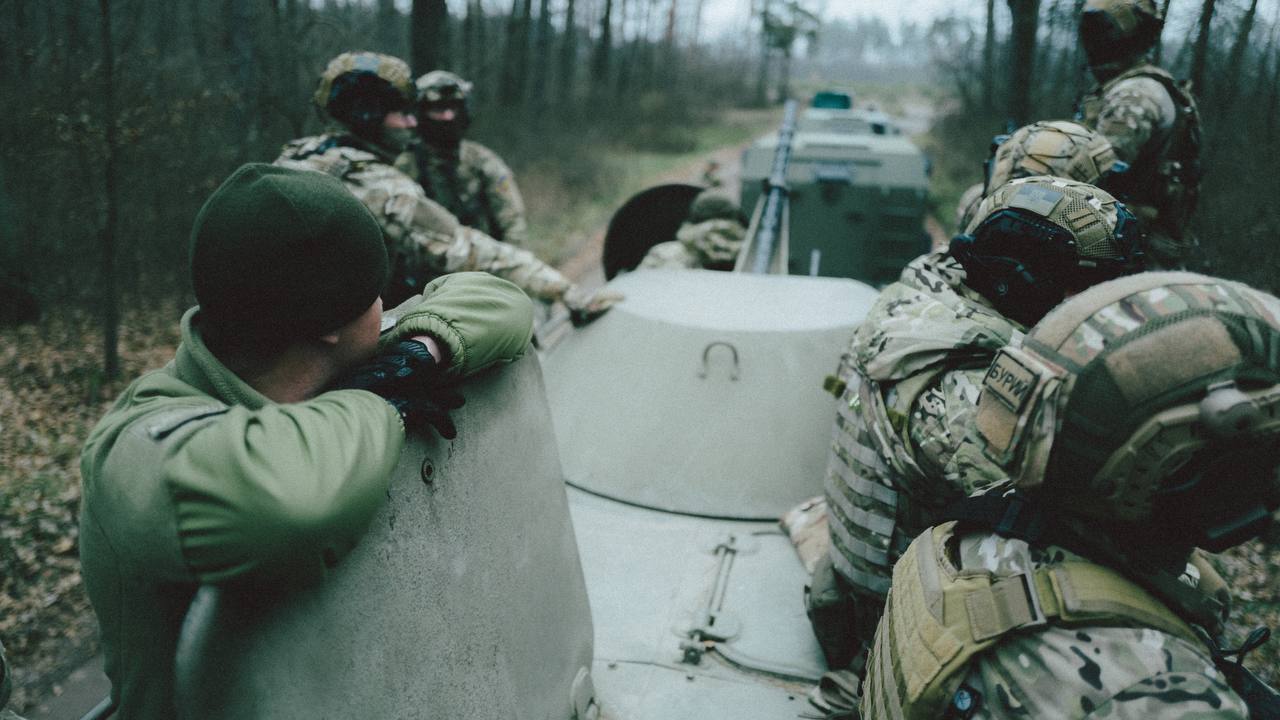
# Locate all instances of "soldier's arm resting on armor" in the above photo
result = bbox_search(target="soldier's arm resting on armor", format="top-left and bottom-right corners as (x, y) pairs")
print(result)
(381, 271), (535, 377)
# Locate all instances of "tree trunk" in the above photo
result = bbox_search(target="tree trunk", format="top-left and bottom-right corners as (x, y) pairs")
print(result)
(98, 0), (120, 380)
(531, 0), (553, 114)
(754, 0), (772, 106)
(1006, 0), (1040, 126)
(591, 0), (614, 92)
(376, 0), (400, 54)
(558, 0), (578, 106)
(983, 0), (996, 108)
(1188, 0), (1216, 96)
(1221, 0), (1259, 106)
(1152, 0), (1174, 64)
(412, 0), (449, 73)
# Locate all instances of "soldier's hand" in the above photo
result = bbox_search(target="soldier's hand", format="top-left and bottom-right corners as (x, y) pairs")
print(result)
(331, 339), (465, 439)
(563, 285), (624, 327)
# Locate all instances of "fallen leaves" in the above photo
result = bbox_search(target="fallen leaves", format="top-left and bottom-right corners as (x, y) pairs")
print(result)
(1, 302), (182, 712)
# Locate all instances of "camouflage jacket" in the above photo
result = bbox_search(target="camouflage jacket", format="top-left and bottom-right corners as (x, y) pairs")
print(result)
(276, 134), (569, 306)
(826, 252), (1022, 599)
(1079, 62), (1202, 262)
(949, 532), (1245, 719)
(639, 219), (745, 271)
(395, 139), (530, 248)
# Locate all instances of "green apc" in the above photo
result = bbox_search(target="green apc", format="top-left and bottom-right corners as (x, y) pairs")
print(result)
(739, 92), (931, 285)
(84, 101), (911, 719)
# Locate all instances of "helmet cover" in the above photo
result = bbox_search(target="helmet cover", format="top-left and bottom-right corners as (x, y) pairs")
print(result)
(974, 272), (1280, 550)
(314, 52), (416, 129)
(986, 120), (1127, 195)
(952, 176), (1144, 327)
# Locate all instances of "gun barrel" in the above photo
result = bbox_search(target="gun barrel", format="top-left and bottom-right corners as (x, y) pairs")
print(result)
(749, 99), (799, 275)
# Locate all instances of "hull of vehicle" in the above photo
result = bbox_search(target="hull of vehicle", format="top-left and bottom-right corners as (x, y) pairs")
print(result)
(173, 353), (598, 720)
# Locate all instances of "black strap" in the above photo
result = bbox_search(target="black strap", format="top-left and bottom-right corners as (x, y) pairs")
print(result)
(939, 493), (1054, 547)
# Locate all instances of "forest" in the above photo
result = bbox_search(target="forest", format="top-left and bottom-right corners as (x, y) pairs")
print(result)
(2, 0), (1280, 714)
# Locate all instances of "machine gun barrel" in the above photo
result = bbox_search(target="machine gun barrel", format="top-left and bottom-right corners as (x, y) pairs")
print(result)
(745, 99), (799, 275)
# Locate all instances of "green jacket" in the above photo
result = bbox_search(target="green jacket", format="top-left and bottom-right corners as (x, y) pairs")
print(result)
(79, 272), (533, 719)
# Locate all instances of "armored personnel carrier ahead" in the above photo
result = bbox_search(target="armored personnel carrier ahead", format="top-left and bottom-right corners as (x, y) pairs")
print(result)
(740, 93), (930, 285)
(90, 102), (883, 720)
(535, 100), (880, 719)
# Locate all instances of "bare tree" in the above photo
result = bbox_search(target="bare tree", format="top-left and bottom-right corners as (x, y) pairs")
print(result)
(1006, 0), (1040, 126)
(1152, 0), (1174, 64)
(1188, 0), (1217, 95)
(558, 0), (579, 106)
(531, 0), (553, 114)
(98, 0), (121, 379)
(983, 0), (996, 107)
(412, 0), (449, 73)
(1221, 0), (1259, 105)
(591, 0), (614, 92)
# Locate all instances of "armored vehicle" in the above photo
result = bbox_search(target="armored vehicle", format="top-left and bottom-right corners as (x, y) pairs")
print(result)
(741, 103), (930, 285)
(81, 102), (886, 719)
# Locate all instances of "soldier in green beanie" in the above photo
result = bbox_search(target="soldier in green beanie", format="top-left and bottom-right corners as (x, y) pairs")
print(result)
(78, 163), (535, 719)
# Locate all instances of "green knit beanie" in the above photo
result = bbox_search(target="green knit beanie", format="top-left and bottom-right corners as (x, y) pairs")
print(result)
(190, 163), (388, 343)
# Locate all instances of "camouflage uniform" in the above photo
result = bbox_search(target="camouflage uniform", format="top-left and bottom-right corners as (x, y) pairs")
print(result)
(813, 251), (1020, 672)
(396, 140), (530, 248)
(814, 178), (1143, 679)
(957, 120), (1122, 234)
(1079, 51), (1201, 269)
(863, 522), (1246, 719)
(639, 219), (745, 271)
(862, 271), (1280, 719)
(825, 251), (1019, 598)
(640, 190), (747, 271)
(277, 135), (570, 307)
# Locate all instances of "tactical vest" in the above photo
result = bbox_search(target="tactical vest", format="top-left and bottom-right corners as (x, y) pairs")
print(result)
(414, 144), (494, 239)
(1079, 64), (1202, 237)
(824, 359), (950, 598)
(823, 254), (1018, 603)
(862, 522), (1215, 720)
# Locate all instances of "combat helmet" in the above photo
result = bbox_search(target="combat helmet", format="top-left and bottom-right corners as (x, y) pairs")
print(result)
(1080, 0), (1164, 80)
(414, 70), (473, 146)
(314, 52), (416, 143)
(986, 120), (1127, 196)
(416, 70), (474, 103)
(974, 272), (1280, 552)
(687, 190), (742, 225)
(951, 176), (1144, 327)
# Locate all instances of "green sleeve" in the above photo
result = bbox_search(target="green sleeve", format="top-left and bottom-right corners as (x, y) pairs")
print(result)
(163, 389), (403, 584)
(382, 271), (535, 377)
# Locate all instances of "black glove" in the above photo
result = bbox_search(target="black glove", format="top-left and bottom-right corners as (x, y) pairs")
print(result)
(332, 339), (465, 439)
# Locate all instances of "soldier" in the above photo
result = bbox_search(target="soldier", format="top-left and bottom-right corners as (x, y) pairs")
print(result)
(954, 120), (1126, 233)
(396, 70), (530, 249)
(862, 271), (1280, 719)
(1077, 0), (1201, 269)
(810, 176), (1144, 715)
(639, 190), (746, 271)
(276, 52), (617, 324)
(78, 163), (535, 719)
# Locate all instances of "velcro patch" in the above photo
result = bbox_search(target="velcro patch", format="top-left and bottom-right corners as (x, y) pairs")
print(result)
(1006, 183), (1065, 217)
(984, 351), (1038, 413)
